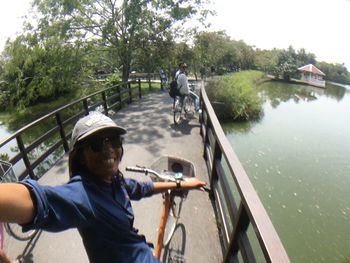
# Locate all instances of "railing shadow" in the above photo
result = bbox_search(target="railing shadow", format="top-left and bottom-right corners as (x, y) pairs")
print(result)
(162, 223), (186, 263)
(170, 119), (200, 136)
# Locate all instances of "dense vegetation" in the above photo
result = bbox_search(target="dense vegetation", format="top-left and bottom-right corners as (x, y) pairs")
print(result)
(205, 71), (266, 120)
(0, 0), (349, 116)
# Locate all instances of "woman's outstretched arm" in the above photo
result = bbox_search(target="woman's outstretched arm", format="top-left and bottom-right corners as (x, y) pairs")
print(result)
(153, 177), (207, 194)
(0, 183), (35, 224)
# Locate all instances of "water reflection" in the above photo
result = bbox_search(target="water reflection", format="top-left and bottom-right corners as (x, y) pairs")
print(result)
(224, 120), (260, 134)
(324, 83), (346, 101)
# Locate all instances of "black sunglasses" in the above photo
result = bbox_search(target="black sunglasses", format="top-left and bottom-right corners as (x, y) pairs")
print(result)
(83, 136), (123, 153)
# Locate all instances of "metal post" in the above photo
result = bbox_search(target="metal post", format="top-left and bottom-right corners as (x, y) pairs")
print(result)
(138, 79), (142, 99)
(16, 135), (35, 179)
(55, 113), (69, 153)
(128, 82), (132, 104)
(102, 91), (108, 116)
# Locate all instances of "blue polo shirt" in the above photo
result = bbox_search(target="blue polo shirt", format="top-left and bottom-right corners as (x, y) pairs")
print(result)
(21, 174), (160, 263)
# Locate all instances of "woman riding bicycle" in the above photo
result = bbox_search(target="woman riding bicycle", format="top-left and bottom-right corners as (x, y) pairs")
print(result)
(176, 63), (201, 113)
(0, 112), (206, 263)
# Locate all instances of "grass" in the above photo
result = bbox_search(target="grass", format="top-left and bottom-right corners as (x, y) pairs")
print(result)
(205, 70), (267, 121)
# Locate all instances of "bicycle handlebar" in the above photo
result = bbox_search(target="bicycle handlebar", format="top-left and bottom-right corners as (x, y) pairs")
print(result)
(126, 165), (212, 193)
(125, 166), (148, 174)
(126, 166), (179, 182)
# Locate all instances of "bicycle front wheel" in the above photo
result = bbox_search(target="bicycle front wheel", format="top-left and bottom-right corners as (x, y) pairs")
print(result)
(4, 222), (38, 241)
(183, 96), (193, 114)
(163, 195), (184, 246)
(173, 97), (182, 125)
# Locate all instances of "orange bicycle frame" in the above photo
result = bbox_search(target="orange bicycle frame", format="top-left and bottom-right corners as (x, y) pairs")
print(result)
(154, 191), (172, 259)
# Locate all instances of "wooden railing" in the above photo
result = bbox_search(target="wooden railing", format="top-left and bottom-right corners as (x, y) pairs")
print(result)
(0, 79), (160, 181)
(199, 86), (291, 263)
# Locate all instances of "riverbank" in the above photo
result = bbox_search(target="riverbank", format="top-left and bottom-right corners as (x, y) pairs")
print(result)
(327, 81), (350, 90)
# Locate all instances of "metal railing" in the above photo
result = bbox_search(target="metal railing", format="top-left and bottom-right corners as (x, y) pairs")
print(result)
(0, 160), (16, 182)
(0, 79), (160, 181)
(199, 86), (291, 263)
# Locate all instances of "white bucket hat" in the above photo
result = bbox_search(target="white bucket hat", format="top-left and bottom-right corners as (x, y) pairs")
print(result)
(70, 111), (126, 150)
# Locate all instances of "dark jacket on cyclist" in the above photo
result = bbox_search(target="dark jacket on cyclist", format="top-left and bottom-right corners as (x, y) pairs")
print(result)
(20, 173), (160, 263)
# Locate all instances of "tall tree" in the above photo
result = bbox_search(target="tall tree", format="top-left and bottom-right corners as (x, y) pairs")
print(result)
(194, 31), (239, 75)
(33, 0), (212, 81)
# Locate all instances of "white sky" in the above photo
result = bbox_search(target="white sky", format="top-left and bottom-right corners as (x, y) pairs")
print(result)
(1, 0), (350, 69)
(207, 0), (350, 69)
(0, 0), (31, 49)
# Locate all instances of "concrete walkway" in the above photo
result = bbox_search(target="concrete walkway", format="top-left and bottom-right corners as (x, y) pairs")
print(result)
(5, 86), (223, 262)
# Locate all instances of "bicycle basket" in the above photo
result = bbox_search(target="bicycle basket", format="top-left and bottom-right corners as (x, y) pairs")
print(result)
(150, 155), (195, 198)
(0, 160), (16, 183)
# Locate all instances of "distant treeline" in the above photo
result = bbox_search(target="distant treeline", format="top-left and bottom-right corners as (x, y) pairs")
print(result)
(0, 0), (348, 111)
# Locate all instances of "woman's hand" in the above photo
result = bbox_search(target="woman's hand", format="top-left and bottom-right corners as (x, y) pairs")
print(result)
(181, 178), (207, 190)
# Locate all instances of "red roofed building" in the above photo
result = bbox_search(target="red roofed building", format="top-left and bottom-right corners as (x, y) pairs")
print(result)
(298, 64), (326, 88)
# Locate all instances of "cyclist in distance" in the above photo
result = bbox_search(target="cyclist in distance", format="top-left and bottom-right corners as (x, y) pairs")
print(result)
(159, 67), (168, 89)
(175, 62), (201, 113)
(0, 111), (206, 263)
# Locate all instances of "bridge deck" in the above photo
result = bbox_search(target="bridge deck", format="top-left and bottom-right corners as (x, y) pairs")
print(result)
(5, 87), (223, 262)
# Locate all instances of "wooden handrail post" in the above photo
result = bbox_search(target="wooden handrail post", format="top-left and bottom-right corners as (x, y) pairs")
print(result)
(224, 203), (253, 263)
(202, 118), (211, 159)
(117, 85), (122, 110)
(83, 99), (89, 115)
(16, 135), (35, 179)
(55, 113), (69, 153)
(210, 140), (222, 198)
(102, 91), (108, 116)
(138, 79), (142, 99)
(128, 82), (132, 104)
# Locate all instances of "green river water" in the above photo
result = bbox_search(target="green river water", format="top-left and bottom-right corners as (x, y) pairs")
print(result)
(223, 82), (350, 262)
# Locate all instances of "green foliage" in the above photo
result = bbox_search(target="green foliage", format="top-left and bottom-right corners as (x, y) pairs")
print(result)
(317, 61), (350, 84)
(32, 0), (212, 82)
(1, 35), (91, 109)
(205, 71), (266, 121)
(273, 61), (296, 81)
(0, 153), (10, 161)
(254, 46), (317, 81)
(105, 74), (121, 87)
(193, 31), (255, 77)
(254, 49), (280, 73)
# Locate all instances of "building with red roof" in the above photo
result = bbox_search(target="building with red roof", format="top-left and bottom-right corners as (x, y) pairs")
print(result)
(297, 64), (326, 88)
